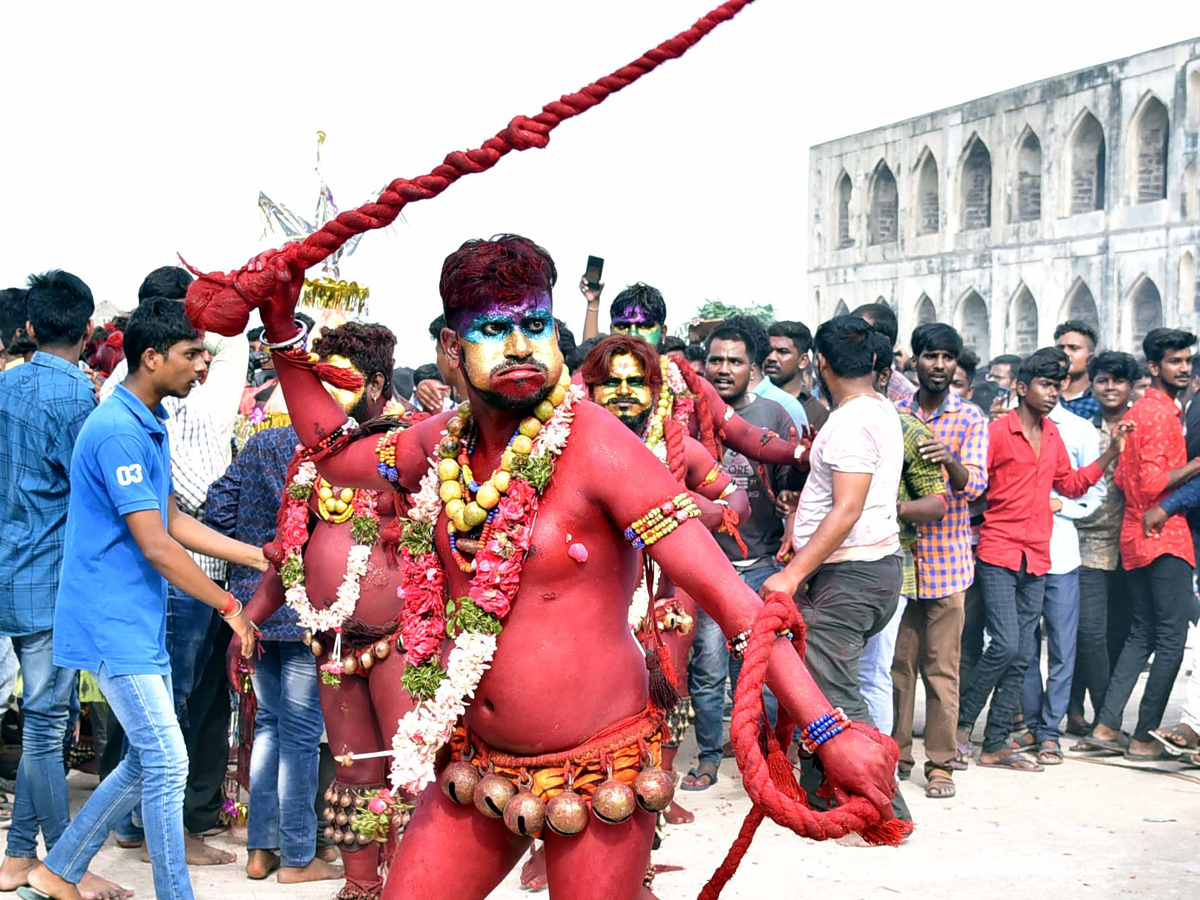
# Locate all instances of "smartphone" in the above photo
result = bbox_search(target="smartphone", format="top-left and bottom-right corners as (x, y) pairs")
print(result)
(585, 255), (604, 291)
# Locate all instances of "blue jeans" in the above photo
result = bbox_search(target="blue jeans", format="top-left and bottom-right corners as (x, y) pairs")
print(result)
(688, 606), (728, 769)
(248, 641), (324, 867)
(728, 564), (781, 727)
(44, 668), (192, 900)
(6, 630), (76, 859)
(1022, 570), (1080, 742)
(861, 596), (906, 736)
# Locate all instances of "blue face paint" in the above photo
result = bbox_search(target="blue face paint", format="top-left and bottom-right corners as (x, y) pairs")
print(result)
(461, 307), (555, 344)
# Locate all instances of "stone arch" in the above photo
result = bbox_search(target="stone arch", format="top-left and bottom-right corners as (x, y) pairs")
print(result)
(835, 171), (854, 249)
(1011, 127), (1043, 223)
(1065, 109), (1106, 215)
(1125, 275), (1163, 350)
(868, 161), (899, 245)
(916, 293), (937, 325)
(1006, 284), (1039, 355)
(875, 295), (892, 310)
(1059, 278), (1101, 335)
(955, 289), (990, 354)
(834, 299), (849, 318)
(913, 147), (939, 235)
(959, 134), (992, 230)
(1129, 93), (1169, 204)
(1181, 252), (1196, 317)
(1185, 161), (1196, 219)
(1189, 68), (1200, 129)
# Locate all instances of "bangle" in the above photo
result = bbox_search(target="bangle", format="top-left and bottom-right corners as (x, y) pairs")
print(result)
(726, 627), (752, 660)
(800, 708), (850, 755)
(220, 599), (244, 621)
(261, 320), (309, 351)
(219, 593), (238, 617)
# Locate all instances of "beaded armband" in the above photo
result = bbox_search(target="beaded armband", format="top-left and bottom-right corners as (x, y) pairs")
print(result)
(726, 627), (752, 660)
(299, 419), (358, 462)
(718, 481), (737, 499)
(623, 493), (701, 549)
(700, 464), (721, 486)
(375, 430), (402, 483)
(799, 708), (850, 755)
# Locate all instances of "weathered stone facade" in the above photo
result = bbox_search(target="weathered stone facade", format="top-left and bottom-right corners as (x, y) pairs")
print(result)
(806, 38), (1200, 357)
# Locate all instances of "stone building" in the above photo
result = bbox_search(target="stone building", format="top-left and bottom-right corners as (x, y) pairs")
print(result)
(806, 38), (1200, 358)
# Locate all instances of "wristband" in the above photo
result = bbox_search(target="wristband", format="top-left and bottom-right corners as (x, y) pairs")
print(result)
(261, 320), (309, 351)
(219, 593), (238, 617)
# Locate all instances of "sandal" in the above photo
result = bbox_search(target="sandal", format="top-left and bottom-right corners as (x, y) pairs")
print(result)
(1123, 747), (1168, 762)
(952, 738), (971, 770)
(1036, 741), (1064, 766)
(1007, 730), (1038, 754)
(680, 764), (719, 791)
(978, 752), (1044, 772)
(924, 772), (956, 798)
(1150, 724), (1199, 758)
(1078, 731), (1130, 755)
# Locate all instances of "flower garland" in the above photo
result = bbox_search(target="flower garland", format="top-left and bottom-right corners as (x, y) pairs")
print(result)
(389, 381), (582, 792)
(277, 457), (381, 680)
(664, 357), (696, 429)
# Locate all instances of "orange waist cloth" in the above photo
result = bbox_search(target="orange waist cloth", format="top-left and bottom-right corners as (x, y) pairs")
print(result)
(449, 708), (664, 802)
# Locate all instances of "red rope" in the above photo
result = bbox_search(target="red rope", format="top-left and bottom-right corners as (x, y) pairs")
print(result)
(673, 358), (721, 459)
(184, 0), (758, 335)
(664, 416), (688, 486)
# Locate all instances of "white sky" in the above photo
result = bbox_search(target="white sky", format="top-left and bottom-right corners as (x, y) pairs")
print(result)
(2, 0), (1195, 366)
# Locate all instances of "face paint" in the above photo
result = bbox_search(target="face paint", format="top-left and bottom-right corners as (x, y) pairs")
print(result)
(321, 354), (368, 415)
(611, 304), (664, 349)
(458, 294), (563, 409)
(592, 353), (653, 432)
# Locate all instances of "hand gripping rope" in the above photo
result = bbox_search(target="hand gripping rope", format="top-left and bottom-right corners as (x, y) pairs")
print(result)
(184, 0), (758, 336)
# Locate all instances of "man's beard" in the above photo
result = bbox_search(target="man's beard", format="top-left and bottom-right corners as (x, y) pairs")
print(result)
(466, 361), (553, 411)
(347, 393), (372, 423)
(616, 406), (651, 435)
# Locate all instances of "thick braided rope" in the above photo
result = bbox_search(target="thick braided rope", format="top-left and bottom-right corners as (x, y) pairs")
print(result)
(664, 416), (689, 486)
(185, 0), (757, 335)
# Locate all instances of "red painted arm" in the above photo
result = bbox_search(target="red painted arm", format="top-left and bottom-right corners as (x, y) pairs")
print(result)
(695, 377), (798, 468)
(684, 436), (750, 524)
(245, 568), (286, 624)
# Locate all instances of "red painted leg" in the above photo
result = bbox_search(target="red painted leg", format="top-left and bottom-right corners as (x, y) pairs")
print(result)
(542, 809), (656, 900)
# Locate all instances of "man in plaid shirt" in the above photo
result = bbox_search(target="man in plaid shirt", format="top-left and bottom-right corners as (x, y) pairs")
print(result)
(893, 323), (988, 798)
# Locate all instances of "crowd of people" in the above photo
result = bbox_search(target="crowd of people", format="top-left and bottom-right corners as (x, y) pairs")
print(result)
(0, 246), (1198, 900)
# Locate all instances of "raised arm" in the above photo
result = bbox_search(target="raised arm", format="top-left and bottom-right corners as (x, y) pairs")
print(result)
(695, 375), (799, 468)
(684, 436), (750, 526)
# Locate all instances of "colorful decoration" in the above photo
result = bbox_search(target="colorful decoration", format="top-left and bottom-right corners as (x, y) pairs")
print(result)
(623, 494), (702, 549)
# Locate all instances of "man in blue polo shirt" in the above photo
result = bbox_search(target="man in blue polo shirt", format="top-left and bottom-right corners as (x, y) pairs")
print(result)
(22, 298), (265, 900)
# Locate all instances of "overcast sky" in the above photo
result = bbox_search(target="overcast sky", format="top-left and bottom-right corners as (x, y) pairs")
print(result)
(3, 0), (1195, 365)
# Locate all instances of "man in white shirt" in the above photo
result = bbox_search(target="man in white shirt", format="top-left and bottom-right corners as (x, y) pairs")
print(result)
(1016, 399), (1105, 764)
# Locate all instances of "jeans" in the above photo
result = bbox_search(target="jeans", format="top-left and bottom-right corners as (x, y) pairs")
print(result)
(728, 563), (781, 727)
(44, 667), (192, 900)
(958, 561), (1045, 754)
(688, 606), (729, 769)
(860, 597), (905, 736)
(1021, 570), (1080, 743)
(959, 580), (985, 686)
(5, 630), (76, 859)
(1069, 566), (1115, 721)
(248, 641), (324, 867)
(1098, 554), (1192, 742)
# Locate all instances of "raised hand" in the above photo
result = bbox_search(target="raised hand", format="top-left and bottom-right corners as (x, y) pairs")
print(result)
(247, 244), (308, 340)
(578, 274), (604, 307)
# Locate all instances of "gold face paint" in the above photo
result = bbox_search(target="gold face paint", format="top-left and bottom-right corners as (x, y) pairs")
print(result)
(321, 354), (367, 414)
(593, 353), (652, 428)
(457, 296), (563, 406)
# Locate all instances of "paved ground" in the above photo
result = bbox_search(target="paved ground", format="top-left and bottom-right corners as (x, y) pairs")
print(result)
(48, 640), (1200, 900)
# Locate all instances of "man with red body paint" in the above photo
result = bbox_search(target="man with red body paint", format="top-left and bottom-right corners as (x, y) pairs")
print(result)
(253, 234), (896, 900)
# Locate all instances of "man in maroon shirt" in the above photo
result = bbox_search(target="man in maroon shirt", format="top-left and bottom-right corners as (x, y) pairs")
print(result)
(957, 349), (1130, 771)
(1084, 328), (1199, 761)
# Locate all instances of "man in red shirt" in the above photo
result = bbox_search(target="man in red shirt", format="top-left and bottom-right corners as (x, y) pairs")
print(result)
(957, 349), (1130, 771)
(1084, 328), (1199, 761)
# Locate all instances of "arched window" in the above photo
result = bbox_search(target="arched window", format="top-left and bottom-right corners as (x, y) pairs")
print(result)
(956, 289), (990, 354)
(1007, 285), (1039, 354)
(916, 293), (937, 325)
(914, 148), (939, 235)
(868, 161), (898, 245)
(1061, 279), (1101, 336)
(1066, 111), (1106, 215)
(876, 295), (892, 309)
(1181, 252), (1196, 317)
(1188, 69), (1200, 130)
(1012, 128), (1042, 223)
(1184, 161), (1196, 220)
(834, 299), (849, 318)
(1129, 276), (1163, 349)
(1132, 95), (1169, 204)
(836, 172), (854, 249)
(960, 135), (992, 230)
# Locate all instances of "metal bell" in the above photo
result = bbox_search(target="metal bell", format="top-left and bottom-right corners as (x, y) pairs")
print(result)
(503, 789), (546, 838)
(359, 651), (375, 671)
(343, 656), (358, 676)
(373, 639), (391, 661)
(544, 790), (589, 836)
(302, 630), (313, 646)
(591, 779), (636, 824)
(342, 830), (357, 846)
(473, 773), (516, 819)
(323, 807), (336, 822)
(335, 810), (349, 826)
(440, 761), (482, 805)
(633, 768), (675, 813)
(356, 832), (373, 846)
(310, 639), (324, 657)
(353, 794), (367, 808)
(339, 791), (353, 808)
(323, 825), (335, 840)
(331, 828), (343, 843)
(391, 811), (410, 831)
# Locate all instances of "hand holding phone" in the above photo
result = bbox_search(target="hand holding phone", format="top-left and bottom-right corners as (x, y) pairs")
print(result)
(580, 255), (605, 306)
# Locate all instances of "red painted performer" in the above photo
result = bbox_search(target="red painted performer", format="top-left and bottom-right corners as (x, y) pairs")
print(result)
(238, 322), (419, 900)
(234, 234), (897, 900)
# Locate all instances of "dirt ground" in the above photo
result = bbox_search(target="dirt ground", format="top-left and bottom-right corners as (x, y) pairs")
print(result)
(54, 642), (1200, 900)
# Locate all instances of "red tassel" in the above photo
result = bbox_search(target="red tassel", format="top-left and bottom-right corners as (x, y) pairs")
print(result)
(858, 817), (914, 847)
(765, 747), (803, 803)
(313, 361), (366, 392)
(645, 649), (679, 713)
(380, 518), (403, 566)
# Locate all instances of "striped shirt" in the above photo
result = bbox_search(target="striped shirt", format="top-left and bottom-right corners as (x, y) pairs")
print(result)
(896, 390), (989, 599)
(898, 412), (950, 597)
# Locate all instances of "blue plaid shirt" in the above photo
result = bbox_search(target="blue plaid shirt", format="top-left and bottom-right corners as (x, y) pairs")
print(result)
(0, 353), (96, 636)
(1061, 390), (1102, 427)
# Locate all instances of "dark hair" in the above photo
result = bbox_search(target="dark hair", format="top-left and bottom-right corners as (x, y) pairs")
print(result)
(1134, 362), (1150, 380)
(1053, 319), (1099, 350)
(1143, 327), (1197, 364)
(311, 321), (397, 393)
(247, 326), (264, 343)
(609, 283), (667, 329)
(957, 348), (980, 384)
(851, 302), (898, 347)
(392, 366), (414, 401)
(722, 315), (772, 367)
(124, 297), (201, 372)
(1088, 350), (1138, 383)
(24, 270), (94, 347)
(579, 333), (664, 397)
(869, 330), (893, 376)
(970, 381), (1000, 413)
(0, 288), (28, 350)
(412, 363), (443, 385)
(556, 318), (580, 370)
(911, 322), (963, 359)
(428, 315), (447, 341)
(814, 315), (876, 378)
(706, 321), (760, 367)
(768, 320), (813, 356)
(7, 329), (36, 357)
(137, 266), (193, 303)
(990, 354), (1022, 371)
(661, 335), (687, 354)
(575, 335), (606, 362)
(439, 234), (557, 329)
(1016, 347), (1069, 387)
(683, 342), (707, 363)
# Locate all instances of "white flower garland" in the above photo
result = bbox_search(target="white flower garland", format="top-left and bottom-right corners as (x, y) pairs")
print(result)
(389, 384), (582, 792)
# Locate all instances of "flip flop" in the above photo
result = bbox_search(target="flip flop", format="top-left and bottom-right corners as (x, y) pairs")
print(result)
(1149, 726), (1199, 757)
(978, 753), (1044, 772)
(1078, 733), (1129, 755)
(16, 888), (51, 900)
(1122, 748), (1169, 762)
(680, 765), (718, 791)
(1007, 731), (1038, 754)
(1036, 742), (1064, 766)
(951, 738), (971, 770)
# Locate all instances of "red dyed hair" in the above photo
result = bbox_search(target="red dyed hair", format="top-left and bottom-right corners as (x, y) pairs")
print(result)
(439, 234), (557, 329)
(579, 334), (664, 397)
